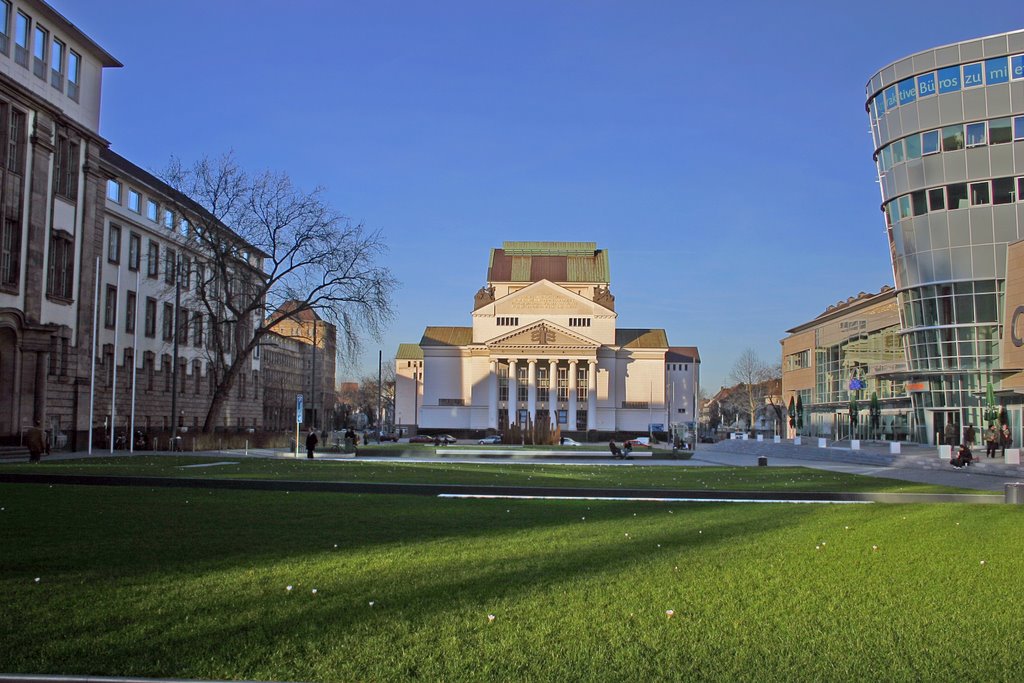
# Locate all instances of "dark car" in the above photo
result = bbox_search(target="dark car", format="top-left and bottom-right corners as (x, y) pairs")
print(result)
(379, 433), (399, 442)
(409, 435), (435, 444)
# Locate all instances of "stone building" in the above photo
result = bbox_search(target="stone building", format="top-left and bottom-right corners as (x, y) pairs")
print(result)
(265, 301), (336, 431)
(395, 241), (699, 438)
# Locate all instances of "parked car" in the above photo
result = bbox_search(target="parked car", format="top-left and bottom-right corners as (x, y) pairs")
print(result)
(478, 435), (502, 445)
(409, 435), (435, 444)
(436, 434), (458, 445)
(378, 433), (399, 442)
(624, 437), (652, 448)
(560, 437), (583, 446)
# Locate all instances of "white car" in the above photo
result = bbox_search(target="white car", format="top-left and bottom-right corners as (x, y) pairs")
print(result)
(560, 437), (583, 446)
(478, 435), (502, 445)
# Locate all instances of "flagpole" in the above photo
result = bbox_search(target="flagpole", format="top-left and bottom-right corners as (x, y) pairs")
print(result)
(110, 267), (120, 454)
(88, 257), (99, 455)
(130, 270), (140, 453)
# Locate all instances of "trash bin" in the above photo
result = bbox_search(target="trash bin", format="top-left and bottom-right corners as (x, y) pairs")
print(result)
(757, 456), (768, 467)
(1006, 483), (1024, 505)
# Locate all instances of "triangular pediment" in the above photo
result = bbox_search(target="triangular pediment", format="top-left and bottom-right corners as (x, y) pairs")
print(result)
(486, 319), (599, 350)
(485, 280), (613, 317)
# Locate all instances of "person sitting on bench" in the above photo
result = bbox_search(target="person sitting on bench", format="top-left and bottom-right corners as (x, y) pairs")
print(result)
(951, 442), (973, 468)
(608, 440), (622, 459)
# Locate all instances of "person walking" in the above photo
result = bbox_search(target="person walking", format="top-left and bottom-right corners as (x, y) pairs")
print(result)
(985, 424), (999, 458)
(1001, 424), (1012, 457)
(25, 420), (47, 463)
(964, 423), (976, 446)
(943, 419), (957, 446)
(305, 429), (319, 459)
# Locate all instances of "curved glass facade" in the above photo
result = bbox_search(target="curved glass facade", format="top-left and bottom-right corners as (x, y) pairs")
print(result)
(867, 30), (1024, 443)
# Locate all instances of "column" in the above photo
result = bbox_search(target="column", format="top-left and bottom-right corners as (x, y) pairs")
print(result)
(527, 359), (537, 426)
(587, 360), (597, 429)
(507, 359), (518, 426)
(568, 359), (578, 430)
(488, 359), (498, 429)
(548, 359), (557, 428)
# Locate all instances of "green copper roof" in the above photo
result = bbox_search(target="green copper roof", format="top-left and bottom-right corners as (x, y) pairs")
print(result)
(420, 326), (474, 346)
(395, 343), (424, 360)
(502, 241), (597, 256)
(488, 242), (610, 283)
(616, 328), (669, 349)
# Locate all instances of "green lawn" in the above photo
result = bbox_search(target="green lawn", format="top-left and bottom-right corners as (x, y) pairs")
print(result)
(0, 483), (1021, 681)
(0, 455), (977, 493)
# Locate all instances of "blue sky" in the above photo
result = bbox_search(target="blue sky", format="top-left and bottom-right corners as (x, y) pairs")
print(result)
(63, 1), (1024, 391)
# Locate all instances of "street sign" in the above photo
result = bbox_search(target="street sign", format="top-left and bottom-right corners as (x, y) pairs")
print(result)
(296, 394), (304, 424)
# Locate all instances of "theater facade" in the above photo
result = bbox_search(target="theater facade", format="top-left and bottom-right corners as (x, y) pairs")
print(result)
(395, 242), (699, 437)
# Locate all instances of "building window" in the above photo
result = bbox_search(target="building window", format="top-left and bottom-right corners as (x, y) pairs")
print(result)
(125, 290), (136, 334)
(970, 182), (990, 206)
(993, 177), (1015, 205)
(53, 132), (78, 200)
(557, 367), (568, 401)
(147, 241), (159, 278)
(568, 318), (591, 327)
(576, 411), (587, 430)
(904, 134), (921, 159)
(50, 36), (64, 90)
(785, 350), (810, 371)
(0, 1), (10, 55)
(104, 284), (117, 329)
(144, 297), (156, 338)
(965, 122), (986, 147)
(107, 224), (120, 264)
(498, 363), (508, 402)
(127, 233), (140, 272)
(577, 366), (588, 402)
(946, 183), (968, 210)
(67, 49), (80, 101)
(146, 200), (159, 222)
(942, 125), (964, 152)
(891, 139), (904, 163)
(47, 231), (73, 300)
(1018, 178), (1024, 203)
(31, 24), (46, 79)
(557, 409), (567, 424)
(0, 218), (19, 290)
(911, 190), (927, 216)
(178, 308), (189, 344)
(128, 189), (141, 213)
(162, 303), (174, 341)
(181, 255), (191, 289)
(6, 107), (25, 174)
(163, 210), (174, 230)
(928, 187), (945, 211)
(922, 130), (940, 155)
(1015, 116), (1024, 141)
(990, 118), (1012, 145)
(496, 316), (519, 326)
(164, 250), (176, 284)
(517, 364), (528, 402)
(193, 312), (203, 347)
(13, 11), (27, 67)
(106, 179), (121, 203)
(537, 366), (549, 403)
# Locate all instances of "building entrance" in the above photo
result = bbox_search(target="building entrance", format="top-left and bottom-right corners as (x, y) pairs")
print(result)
(0, 327), (18, 441)
(929, 410), (960, 446)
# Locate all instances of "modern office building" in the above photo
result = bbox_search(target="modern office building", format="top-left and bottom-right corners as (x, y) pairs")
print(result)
(394, 241), (699, 437)
(866, 30), (1024, 444)
(781, 287), (914, 440)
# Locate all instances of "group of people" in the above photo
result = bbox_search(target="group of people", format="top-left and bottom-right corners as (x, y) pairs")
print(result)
(949, 422), (1013, 468)
(607, 440), (632, 459)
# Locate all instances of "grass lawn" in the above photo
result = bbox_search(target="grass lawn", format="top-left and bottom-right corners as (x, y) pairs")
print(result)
(0, 483), (1021, 681)
(0, 456), (978, 494)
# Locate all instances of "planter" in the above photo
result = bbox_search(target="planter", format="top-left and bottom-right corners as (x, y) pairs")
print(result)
(793, 436), (802, 445)
(938, 444), (952, 460)
(756, 435), (764, 442)
(773, 435), (781, 443)
(851, 439), (860, 450)
(1005, 448), (1021, 465)
(818, 438), (827, 448)
(889, 442), (901, 455)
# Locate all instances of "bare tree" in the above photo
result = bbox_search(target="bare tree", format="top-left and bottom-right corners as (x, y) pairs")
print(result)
(354, 365), (396, 429)
(728, 349), (782, 432)
(160, 153), (397, 432)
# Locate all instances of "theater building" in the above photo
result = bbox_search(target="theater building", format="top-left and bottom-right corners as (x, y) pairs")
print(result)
(865, 30), (1024, 445)
(395, 242), (699, 437)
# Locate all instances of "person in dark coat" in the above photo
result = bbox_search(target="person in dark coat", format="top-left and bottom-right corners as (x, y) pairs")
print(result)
(964, 423), (976, 446)
(306, 430), (319, 459)
(26, 420), (47, 463)
(608, 440), (622, 459)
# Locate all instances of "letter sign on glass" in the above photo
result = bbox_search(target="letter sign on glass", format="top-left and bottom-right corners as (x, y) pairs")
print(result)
(874, 92), (886, 116)
(916, 72), (936, 97)
(1011, 54), (1024, 80)
(938, 65), (960, 93)
(962, 62), (983, 88)
(897, 78), (917, 105)
(884, 86), (898, 110)
(985, 57), (1009, 84)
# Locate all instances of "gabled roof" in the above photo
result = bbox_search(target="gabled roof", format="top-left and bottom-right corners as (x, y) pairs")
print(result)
(420, 326), (474, 347)
(667, 346), (701, 363)
(487, 241), (610, 284)
(270, 300), (323, 323)
(396, 343), (424, 360)
(484, 319), (599, 349)
(616, 329), (669, 349)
